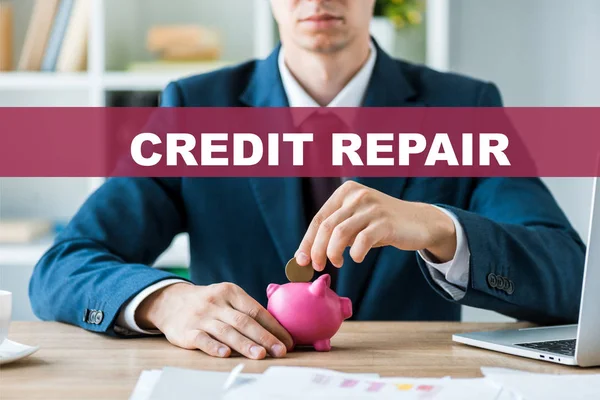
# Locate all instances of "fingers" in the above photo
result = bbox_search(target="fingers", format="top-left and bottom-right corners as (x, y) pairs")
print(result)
(251, 308), (294, 351)
(325, 212), (372, 267)
(192, 330), (231, 358)
(220, 308), (288, 358)
(296, 181), (375, 270)
(205, 320), (267, 360)
(308, 207), (353, 270)
(349, 224), (385, 263)
(160, 282), (293, 361)
(296, 213), (332, 268)
(295, 186), (347, 267)
(228, 289), (294, 350)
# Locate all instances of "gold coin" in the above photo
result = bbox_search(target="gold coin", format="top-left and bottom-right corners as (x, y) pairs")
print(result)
(285, 257), (314, 283)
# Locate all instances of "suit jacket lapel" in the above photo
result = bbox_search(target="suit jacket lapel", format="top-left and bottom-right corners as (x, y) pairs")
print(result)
(239, 45), (289, 108)
(242, 46), (305, 268)
(362, 40), (418, 108)
(248, 178), (306, 269)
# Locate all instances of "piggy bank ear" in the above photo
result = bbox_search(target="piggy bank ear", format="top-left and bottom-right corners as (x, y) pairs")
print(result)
(309, 274), (331, 297)
(267, 284), (280, 299)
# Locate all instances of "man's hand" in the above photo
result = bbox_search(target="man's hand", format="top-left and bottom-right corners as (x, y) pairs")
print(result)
(295, 181), (457, 270)
(135, 282), (294, 360)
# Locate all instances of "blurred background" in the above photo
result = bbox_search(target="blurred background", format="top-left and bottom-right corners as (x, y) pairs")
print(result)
(0, 0), (598, 323)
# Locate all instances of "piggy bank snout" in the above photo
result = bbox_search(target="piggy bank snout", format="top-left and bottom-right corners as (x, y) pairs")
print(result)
(339, 296), (352, 320)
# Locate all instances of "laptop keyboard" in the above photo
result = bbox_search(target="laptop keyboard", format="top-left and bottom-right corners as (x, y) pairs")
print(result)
(515, 339), (576, 356)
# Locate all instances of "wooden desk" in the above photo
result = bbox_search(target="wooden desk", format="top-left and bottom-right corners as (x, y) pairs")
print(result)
(2, 321), (598, 399)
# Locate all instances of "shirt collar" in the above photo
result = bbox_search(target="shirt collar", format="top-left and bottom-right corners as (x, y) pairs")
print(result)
(278, 41), (377, 127)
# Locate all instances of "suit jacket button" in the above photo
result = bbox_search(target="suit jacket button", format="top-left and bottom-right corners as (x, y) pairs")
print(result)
(88, 310), (97, 324)
(506, 280), (515, 294)
(83, 309), (90, 322)
(94, 311), (104, 325)
(487, 273), (498, 288)
(496, 276), (506, 290)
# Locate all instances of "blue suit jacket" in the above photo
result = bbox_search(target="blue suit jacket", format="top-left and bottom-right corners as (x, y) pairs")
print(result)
(29, 44), (586, 335)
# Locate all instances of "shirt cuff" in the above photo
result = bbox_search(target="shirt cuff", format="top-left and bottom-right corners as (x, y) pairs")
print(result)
(418, 207), (471, 300)
(115, 279), (190, 335)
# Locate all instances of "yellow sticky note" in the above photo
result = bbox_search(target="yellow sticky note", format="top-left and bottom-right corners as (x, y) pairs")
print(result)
(396, 384), (413, 391)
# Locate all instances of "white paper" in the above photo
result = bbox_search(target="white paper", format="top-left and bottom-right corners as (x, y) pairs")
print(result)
(263, 366), (380, 379)
(134, 365), (533, 400)
(134, 365), (377, 400)
(130, 369), (261, 400)
(148, 368), (257, 400)
(225, 367), (502, 400)
(482, 367), (600, 400)
(131, 366), (379, 400)
(223, 363), (246, 390)
(129, 370), (162, 400)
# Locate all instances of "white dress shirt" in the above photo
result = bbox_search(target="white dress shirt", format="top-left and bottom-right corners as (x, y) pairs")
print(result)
(116, 43), (470, 334)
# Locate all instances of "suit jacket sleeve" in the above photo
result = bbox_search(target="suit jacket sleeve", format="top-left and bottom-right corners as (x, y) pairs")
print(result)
(416, 83), (586, 325)
(29, 82), (190, 335)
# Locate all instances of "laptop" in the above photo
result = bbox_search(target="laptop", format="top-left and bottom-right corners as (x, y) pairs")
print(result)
(453, 177), (600, 367)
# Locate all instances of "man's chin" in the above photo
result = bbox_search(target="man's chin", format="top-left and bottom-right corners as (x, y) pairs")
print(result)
(298, 34), (348, 54)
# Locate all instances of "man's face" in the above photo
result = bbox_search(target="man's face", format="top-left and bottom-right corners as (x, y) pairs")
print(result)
(270, 0), (375, 53)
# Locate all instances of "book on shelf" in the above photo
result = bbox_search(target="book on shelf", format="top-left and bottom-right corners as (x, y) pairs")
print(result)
(56, 0), (90, 72)
(17, 0), (88, 72)
(0, 1), (13, 71)
(0, 220), (53, 244)
(41, 0), (76, 72)
(17, 0), (61, 71)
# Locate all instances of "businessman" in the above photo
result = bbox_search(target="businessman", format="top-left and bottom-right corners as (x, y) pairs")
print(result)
(30, 0), (585, 361)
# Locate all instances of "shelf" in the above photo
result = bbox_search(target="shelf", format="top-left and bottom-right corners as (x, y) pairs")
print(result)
(102, 72), (187, 91)
(0, 233), (190, 269)
(0, 67), (235, 92)
(103, 63), (235, 91)
(0, 72), (91, 90)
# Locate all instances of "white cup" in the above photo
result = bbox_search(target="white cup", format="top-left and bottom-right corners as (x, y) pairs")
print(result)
(0, 290), (12, 346)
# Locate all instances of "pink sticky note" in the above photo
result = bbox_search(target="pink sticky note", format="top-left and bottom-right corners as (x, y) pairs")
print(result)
(341, 379), (359, 388)
(417, 385), (435, 392)
(367, 382), (385, 392)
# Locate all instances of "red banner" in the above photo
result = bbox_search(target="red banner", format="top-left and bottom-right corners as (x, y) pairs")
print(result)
(0, 107), (599, 177)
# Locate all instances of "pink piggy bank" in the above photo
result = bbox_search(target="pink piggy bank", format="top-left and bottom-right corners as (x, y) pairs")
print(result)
(266, 274), (352, 352)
